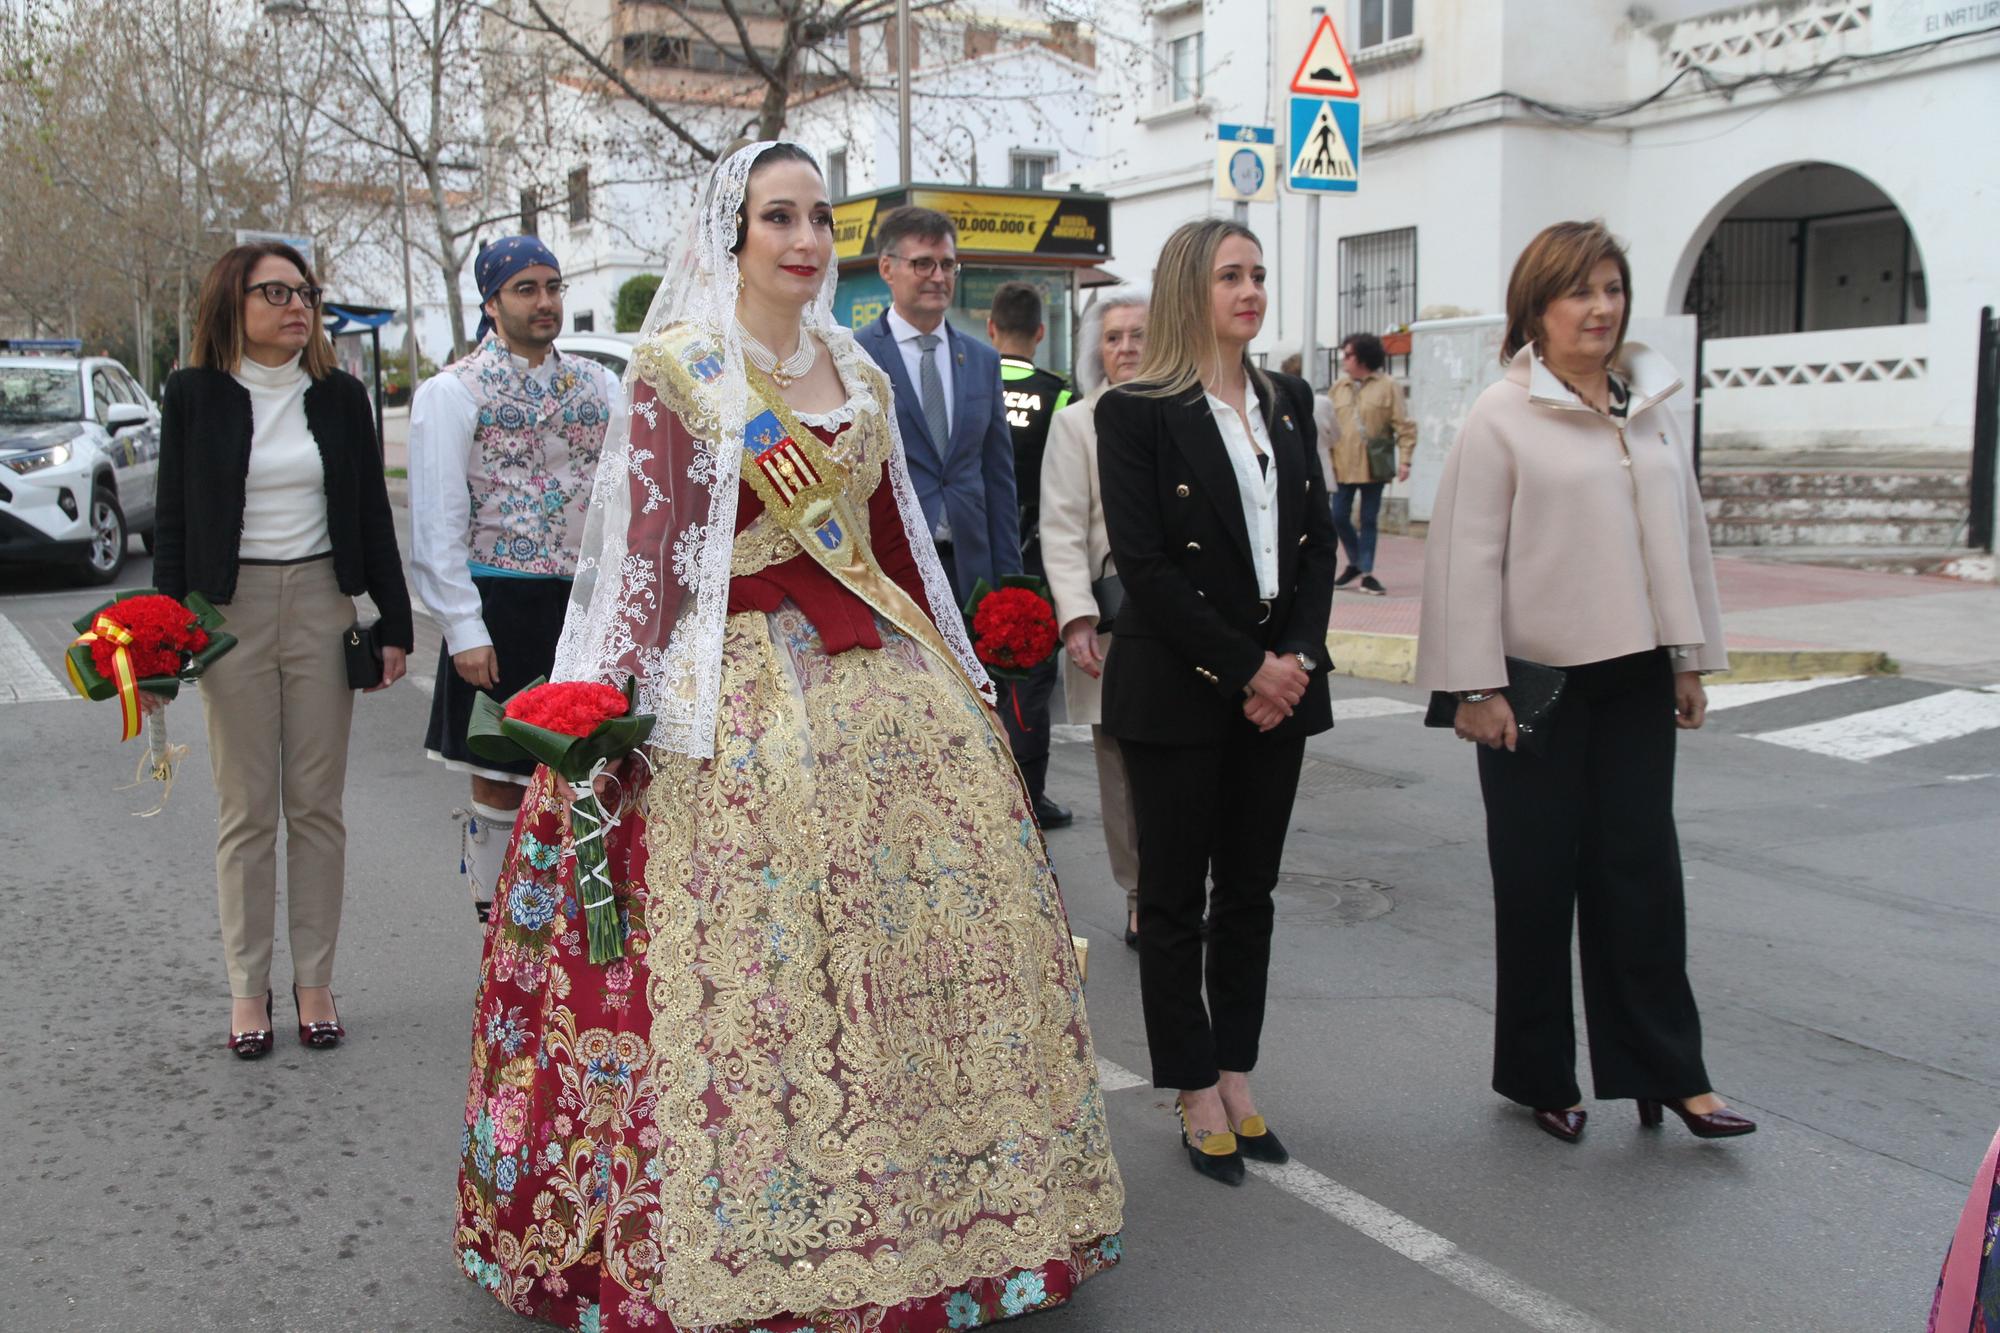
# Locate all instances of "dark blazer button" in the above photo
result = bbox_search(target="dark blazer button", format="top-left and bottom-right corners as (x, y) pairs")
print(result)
(1175, 484), (1190, 497)
(1185, 541), (1201, 554)
(1299, 533), (1308, 546)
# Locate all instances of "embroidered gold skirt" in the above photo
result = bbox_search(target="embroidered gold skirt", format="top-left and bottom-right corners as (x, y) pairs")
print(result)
(455, 604), (1124, 1332)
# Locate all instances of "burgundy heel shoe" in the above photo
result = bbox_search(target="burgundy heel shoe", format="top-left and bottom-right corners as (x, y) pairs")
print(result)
(226, 992), (275, 1060)
(1531, 1108), (1588, 1144)
(293, 983), (346, 1050)
(1638, 1098), (1756, 1138)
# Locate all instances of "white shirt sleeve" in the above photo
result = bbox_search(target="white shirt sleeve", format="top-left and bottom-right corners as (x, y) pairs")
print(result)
(406, 373), (490, 654)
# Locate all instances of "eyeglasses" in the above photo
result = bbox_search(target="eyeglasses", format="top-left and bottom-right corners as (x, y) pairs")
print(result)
(886, 253), (959, 278)
(506, 279), (568, 299)
(245, 282), (322, 309)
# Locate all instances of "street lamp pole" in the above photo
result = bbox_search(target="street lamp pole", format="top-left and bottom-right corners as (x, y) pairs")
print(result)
(945, 124), (978, 186)
(896, 0), (912, 187)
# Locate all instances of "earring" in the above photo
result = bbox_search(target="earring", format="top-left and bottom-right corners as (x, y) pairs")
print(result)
(736, 273), (745, 295)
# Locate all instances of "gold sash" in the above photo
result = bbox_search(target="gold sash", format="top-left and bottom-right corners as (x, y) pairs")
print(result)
(647, 327), (992, 710)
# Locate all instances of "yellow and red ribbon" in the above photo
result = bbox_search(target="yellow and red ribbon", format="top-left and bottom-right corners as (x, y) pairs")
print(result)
(67, 613), (143, 741)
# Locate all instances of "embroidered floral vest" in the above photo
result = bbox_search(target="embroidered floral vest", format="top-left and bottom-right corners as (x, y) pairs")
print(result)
(446, 337), (610, 576)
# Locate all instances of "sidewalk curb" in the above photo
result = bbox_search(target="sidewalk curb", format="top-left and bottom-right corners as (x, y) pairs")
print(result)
(1323, 631), (1890, 685)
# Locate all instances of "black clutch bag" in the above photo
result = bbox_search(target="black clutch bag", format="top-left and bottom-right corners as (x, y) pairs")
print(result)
(344, 620), (383, 690)
(1424, 657), (1568, 755)
(1090, 573), (1124, 634)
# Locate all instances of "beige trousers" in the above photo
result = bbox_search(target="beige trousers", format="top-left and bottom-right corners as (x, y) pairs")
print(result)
(1091, 724), (1141, 914)
(199, 557), (357, 998)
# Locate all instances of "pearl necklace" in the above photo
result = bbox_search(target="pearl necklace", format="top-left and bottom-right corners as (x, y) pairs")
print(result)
(736, 322), (816, 387)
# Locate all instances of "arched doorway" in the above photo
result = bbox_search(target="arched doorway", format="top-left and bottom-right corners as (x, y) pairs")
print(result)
(1680, 162), (1926, 340)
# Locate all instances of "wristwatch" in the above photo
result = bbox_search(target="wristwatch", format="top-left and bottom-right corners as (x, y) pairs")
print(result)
(1293, 651), (1317, 673)
(1459, 689), (1499, 703)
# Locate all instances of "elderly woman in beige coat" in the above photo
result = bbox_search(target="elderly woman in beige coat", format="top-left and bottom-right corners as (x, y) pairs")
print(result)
(1041, 285), (1148, 947)
(1417, 221), (1756, 1149)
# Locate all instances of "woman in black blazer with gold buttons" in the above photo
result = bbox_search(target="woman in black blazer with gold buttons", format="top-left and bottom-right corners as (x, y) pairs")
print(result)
(1097, 218), (1339, 1185)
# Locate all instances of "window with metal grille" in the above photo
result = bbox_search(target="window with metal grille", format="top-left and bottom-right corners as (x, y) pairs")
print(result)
(1010, 152), (1055, 191)
(826, 149), (848, 201)
(1356, 0), (1414, 47)
(1336, 226), (1417, 342)
(567, 167), (591, 225)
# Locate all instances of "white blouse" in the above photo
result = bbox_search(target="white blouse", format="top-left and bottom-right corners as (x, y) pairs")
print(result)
(233, 353), (331, 561)
(1204, 391), (1280, 598)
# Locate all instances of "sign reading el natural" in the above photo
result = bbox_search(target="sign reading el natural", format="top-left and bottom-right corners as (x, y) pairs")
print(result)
(1286, 12), (1361, 194)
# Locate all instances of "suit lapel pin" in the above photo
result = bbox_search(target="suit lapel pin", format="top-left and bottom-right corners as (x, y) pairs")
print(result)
(1282, 414), (1294, 431)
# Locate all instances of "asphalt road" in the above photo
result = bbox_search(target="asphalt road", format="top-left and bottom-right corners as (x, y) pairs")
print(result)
(3, 540), (1996, 1332)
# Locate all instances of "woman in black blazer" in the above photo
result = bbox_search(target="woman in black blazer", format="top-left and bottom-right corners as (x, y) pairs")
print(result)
(1097, 218), (1339, 1185)
(156, 242), (412, 1058)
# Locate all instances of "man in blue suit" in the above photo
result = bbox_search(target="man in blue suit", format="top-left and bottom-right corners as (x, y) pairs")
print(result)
(855, 206), (1020, 606)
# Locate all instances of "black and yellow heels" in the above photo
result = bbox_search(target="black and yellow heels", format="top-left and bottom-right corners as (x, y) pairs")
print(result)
(1230, 1114), (1290, 1164)
(1178, 1099), (1246, 1186)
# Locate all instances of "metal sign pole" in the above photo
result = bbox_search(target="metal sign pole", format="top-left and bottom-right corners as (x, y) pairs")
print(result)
(1233, 201), (1248, 225)
(1301, 194), (1321, 388)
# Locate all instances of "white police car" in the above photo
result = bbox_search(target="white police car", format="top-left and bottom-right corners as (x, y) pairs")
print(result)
(0, 340), (159, 584)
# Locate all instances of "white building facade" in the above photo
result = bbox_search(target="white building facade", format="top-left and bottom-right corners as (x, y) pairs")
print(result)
(1079, 0), (2000, 467)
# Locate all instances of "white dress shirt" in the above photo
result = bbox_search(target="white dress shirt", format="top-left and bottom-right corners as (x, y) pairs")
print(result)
(233, 353), (332, 561)
(407, 350), (621, 654)
(885, 305), (954, 439)
(1205, 391), (1281, 599)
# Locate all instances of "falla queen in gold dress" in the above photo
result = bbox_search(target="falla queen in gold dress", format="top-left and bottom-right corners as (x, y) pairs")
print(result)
(452, 140), (1124, 1332)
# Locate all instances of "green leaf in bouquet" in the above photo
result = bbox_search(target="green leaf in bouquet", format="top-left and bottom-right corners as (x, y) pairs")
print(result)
(960, 577), (997, 622)
(466, 679), (537, 766)
(183, 591), (227, 633)
(183, 631), (237, 680)
(499, 716), (588, 774)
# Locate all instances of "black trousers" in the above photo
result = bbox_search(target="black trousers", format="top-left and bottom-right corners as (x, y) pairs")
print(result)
(1476, 649), (1712, 1108)
(1120, 728), (1309, 1090)
(997, 657), (1059, 801)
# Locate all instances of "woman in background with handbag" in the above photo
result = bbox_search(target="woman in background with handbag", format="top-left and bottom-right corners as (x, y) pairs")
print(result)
(1325, 332), (1414, 595)
(1041, 284), (1148, 947)
(156, 242), (411, 1058)
(1416, 220), (1752, 1146)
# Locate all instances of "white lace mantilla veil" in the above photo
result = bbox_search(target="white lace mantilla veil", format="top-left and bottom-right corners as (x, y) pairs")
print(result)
(551, 140), (992, 757)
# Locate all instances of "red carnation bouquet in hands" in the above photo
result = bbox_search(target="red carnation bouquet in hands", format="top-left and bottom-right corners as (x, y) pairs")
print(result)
(963, 576), (1060, 680)
(64, 588), (237, 813)
(467, 676), (654, 963)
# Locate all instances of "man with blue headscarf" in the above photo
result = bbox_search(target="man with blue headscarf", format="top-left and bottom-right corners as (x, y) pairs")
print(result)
(408, 235), (621, 922)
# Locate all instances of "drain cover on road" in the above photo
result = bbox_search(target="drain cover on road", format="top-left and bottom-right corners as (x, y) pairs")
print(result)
(1272, 873), (1394, 925)
(1294, 756), (1406, 794)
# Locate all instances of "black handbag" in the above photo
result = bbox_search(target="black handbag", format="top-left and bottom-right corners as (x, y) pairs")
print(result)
(344, 620), (384, 690)
(1090, 572), (1124, 634)
(1424, 657), (1568, 755)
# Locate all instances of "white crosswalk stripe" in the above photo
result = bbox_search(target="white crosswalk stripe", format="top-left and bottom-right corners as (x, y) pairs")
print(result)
(1701, 676), (1861, 711)
(1747, 689), (2000, 761)
(0, 612), (74, 703)
(1332, 695), (1427, 721)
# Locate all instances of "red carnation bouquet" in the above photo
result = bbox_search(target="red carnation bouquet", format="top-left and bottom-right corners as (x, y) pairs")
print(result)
(64, 588), (237, 813)
(467, 676), (654, 963)
(963, 576), (1060, 680)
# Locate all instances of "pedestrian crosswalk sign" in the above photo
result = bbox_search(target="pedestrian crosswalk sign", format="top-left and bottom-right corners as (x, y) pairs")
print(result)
(1287, 96), (1360, 193)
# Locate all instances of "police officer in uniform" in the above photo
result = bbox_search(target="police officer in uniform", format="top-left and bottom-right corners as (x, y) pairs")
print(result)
(988, 281), (1073, 828)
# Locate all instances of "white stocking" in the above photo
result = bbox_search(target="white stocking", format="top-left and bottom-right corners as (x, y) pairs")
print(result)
(457, 799), (522, 920)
